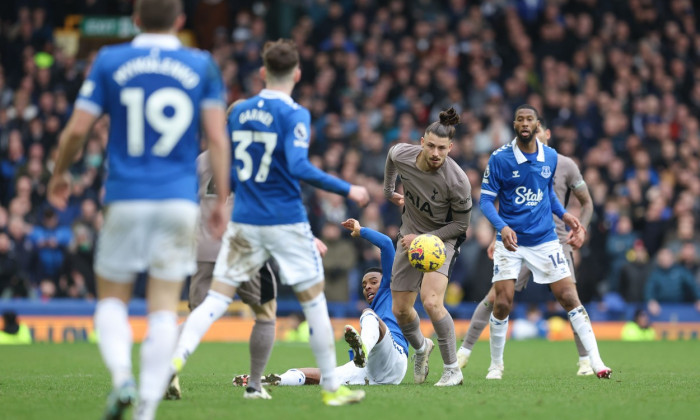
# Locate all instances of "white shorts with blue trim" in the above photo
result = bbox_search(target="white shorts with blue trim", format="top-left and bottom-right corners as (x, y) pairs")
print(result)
(213, 222), (323, 288)
(492, 239), (571, 285)
(335, 328), (408, 385)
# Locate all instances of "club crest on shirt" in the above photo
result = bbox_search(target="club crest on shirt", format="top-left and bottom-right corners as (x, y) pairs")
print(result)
(541, 166), (552, 178)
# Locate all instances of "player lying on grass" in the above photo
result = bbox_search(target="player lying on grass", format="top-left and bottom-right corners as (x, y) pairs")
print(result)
(233, 219), (409, 386)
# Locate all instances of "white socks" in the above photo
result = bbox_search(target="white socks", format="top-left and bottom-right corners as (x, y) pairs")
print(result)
(359, 313), (381, 355)
(94, 298), (133, 388)
(139, 311), (178, 405)
(300, 293), (338, 392)
(173, 291), (231, 366)
(568, 306), (605, 371)
(279, 369), (306, 386)
(489, 314), (509, 367)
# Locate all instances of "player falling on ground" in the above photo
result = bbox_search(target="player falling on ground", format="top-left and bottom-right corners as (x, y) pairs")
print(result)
(457, 120), (596, 376)
(171, 39), (369, 406)
(383, 108), (472, 386)
(48, 0), (231, 419)
(479, 104), (611, 380)
(233, 218), (409, 387)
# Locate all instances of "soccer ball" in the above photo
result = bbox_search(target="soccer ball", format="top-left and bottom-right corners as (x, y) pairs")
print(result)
(408, 234), (446, 272)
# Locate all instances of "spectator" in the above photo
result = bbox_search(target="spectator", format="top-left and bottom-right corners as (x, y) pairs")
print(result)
(645, 248), (700, 316)
(620, 309), (656, 341)
(27, 207), (72, 285)
(319, 222), (357, 302)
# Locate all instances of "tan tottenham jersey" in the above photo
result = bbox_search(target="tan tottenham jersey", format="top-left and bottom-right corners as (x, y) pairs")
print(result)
(384, 143), (472, 245)
(553, 154), (586, 241)
(196, 151), (234, 262)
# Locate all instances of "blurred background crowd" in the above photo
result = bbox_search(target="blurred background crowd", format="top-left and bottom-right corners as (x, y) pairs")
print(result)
(0, 0), (699, 318)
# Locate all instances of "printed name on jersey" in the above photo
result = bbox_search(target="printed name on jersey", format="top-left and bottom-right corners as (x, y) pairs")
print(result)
(293, 122), (309, 148)
(238, 109), (274, 126)
(404, 189), (433, 217)
(113, 56), (200, 88)
(541, 166), (552, 178)
(514, 186), (544, 206)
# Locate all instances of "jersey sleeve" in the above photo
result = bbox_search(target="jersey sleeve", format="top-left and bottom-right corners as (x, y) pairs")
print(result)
(549, 157), (566, 219)
(359, 227), (395, 290)
(383, 145), (399, 199)
(566, 159), (586, 191)
(480, 155), (500, 198)
(200, 55), (226, 110)
(75, 49), (108, 116)
(284, 109), (350, 195)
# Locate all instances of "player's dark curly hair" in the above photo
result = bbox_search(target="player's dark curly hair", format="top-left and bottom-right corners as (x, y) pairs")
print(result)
(514, 104), (541, 120)
(425, 107), (460, 140)
(363, 267), (382, 276)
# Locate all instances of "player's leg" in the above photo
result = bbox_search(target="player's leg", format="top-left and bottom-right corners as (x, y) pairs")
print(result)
(526, 240), (611, 378)
(458, 286), (495, 368)
(272, 222), (364, 405)
(345, 309), (386, 368)
(173, 223), (266, 371)
(93, 201), (150, 419)
(487, 240), (522, 379)
(419, 270), (462, 386)
(562, 245), (593, 376)
(135, 200), (198, 420)
(364, 326), (408, 385)
(391, 239), (432, 383)
(241, 261), (277, 399)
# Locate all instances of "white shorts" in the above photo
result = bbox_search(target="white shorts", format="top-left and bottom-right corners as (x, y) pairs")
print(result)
(95, 200), (198, 282)
(213, 222), (323, 288)
(335, 329), (408, 385)
(492, 240), (571, 285)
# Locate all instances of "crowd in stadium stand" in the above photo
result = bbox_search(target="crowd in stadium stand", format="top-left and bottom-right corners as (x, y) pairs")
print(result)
(0, 0), (698, 316)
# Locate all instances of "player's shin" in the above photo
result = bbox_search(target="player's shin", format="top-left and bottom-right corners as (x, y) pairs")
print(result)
(401, 315), (427, 352)
(94, 298), (134, 388)
(568, 306), (606, 370)
(173, 290), (232, 369)
(488, 313), (508, 366)
(461, 297), (492, 351)
(359, 313), (380, 355)
(247, 319), (276, 391)
(300, 292), (339, 392)
(434, 312), (458, 367)
(138, 311), (178, 419)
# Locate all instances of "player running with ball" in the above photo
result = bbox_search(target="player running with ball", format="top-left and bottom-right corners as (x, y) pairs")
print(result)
(478, 104), (612, 380)
(383, 108), (472, 387)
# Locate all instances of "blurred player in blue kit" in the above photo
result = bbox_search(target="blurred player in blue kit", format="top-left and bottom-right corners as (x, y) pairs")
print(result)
(48, 0), (230, 419)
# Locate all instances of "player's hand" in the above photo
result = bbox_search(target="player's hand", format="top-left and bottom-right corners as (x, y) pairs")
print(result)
(566, 225), (587, 250)
(500, 226), (518, 251)
(562, 213), (581, 233)
(647, 299), (661, 317)
(341, 218), (362, 237)
(348, 185), (370, 207)
(314, 237), (328, 257)
(400, 233), (417, 253)
(208, 201), (228, 240)
(389, 192), (404, 207)
(47, 173), (71, 210)
(487, 238), (496, 259)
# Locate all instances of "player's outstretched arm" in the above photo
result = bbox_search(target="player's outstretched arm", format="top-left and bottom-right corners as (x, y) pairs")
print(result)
(383, 146), (400, 203)
(49, 109), (99, 209)
(342, 218), (395, 289)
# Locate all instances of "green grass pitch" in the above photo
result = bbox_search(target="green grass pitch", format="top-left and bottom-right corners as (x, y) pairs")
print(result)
(2, 340), (699, 420)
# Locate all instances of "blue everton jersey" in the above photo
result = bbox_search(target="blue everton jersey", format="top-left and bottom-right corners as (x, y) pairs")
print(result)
(228, 89), (350, 225)
(75, 34), (225, 203)
(360, 227), (409, 356)
(481, 139), (560, 246)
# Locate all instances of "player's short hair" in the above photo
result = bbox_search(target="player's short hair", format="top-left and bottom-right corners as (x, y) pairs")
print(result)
(514, 104), (540, 120)
(262, 39), (299, 80)
(135, 0), (182, 32)
(538, 118), (548, 131)
(425, 107), (460, 140)
(363, 267), (382, 277)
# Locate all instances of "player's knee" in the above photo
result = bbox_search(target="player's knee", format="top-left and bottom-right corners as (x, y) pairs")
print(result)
(557, 289), (580, 310)
(493, 295), (512, 315)
(421, 296), (444, 315)
(392, 306), (412, 323)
